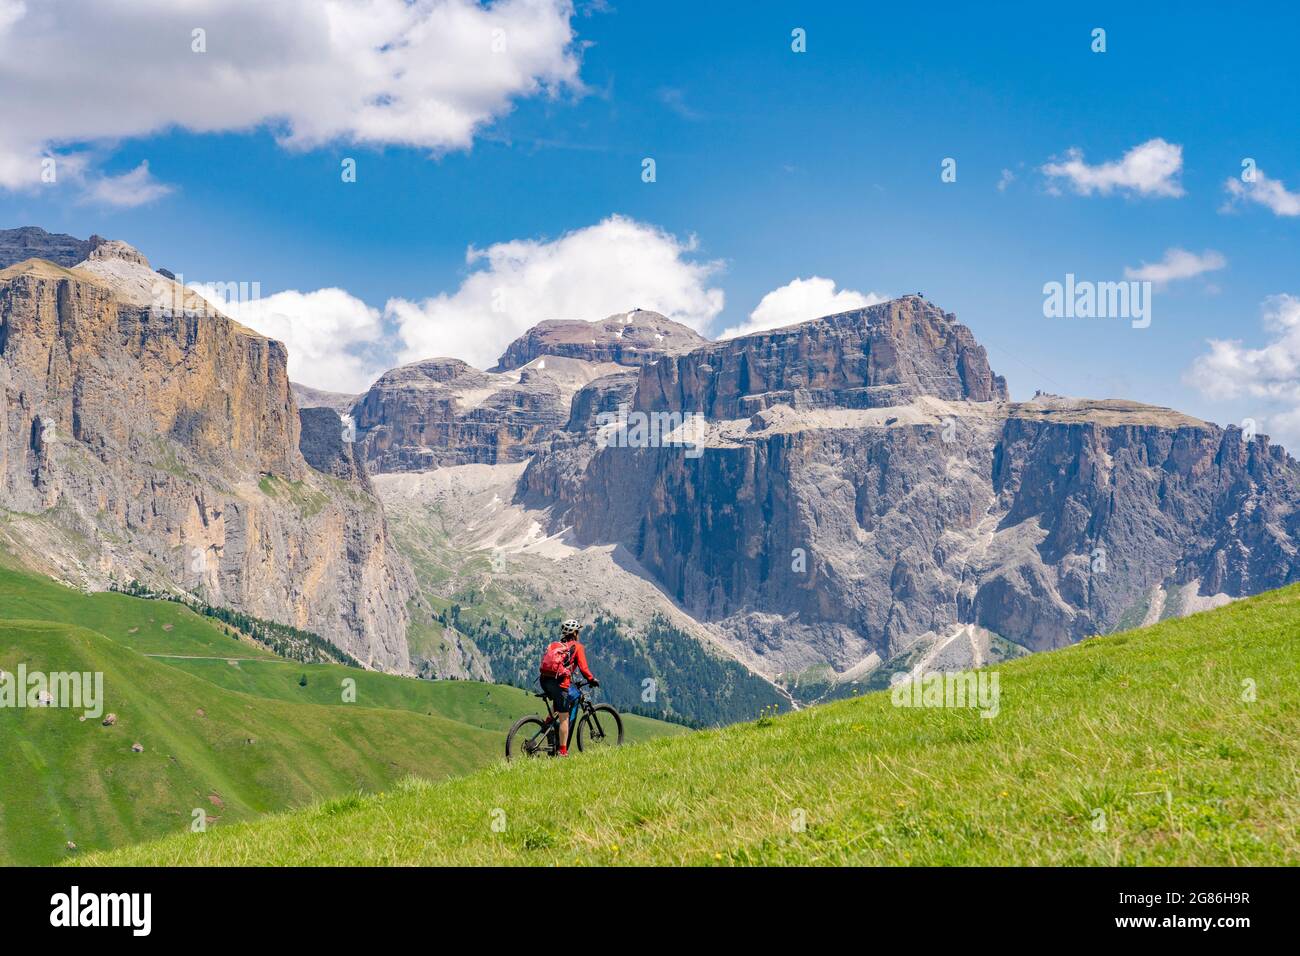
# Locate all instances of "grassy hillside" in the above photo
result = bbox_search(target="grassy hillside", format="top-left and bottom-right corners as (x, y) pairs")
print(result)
(0, 566), (684, 865)
(0, 565), (280, 660)
(156, 656), (679, 737)
(0, 619), (503, 866)
(85, 581), (1300, 866)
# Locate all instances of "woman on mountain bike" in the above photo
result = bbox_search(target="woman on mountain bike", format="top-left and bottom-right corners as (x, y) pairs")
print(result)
(539, 619), (599, 756)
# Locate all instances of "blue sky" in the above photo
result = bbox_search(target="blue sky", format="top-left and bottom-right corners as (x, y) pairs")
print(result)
(2, 0), (1299, 443)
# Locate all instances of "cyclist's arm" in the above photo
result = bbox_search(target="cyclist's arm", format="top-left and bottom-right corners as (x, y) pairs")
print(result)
(572, 643), (595, 682)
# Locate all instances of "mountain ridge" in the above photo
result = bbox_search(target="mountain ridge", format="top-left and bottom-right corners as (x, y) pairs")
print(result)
(6, 224), (1297, 716)
(0, 232), (415, 670)
(294, 282), (1300, 703)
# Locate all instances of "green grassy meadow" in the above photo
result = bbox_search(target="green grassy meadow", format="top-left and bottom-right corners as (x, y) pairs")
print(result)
(0, 566), (683, 865)
(83, 578), (1299, 866)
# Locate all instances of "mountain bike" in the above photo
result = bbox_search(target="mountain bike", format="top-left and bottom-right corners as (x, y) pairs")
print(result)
(505, 679), (624, 760)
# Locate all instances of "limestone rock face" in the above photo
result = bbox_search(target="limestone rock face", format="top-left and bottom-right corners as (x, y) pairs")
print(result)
(352, 355), (624, 472)
(634, 296), (1008, 419)
(0, 244), (414, 670)
(520, 298), (1300, 679)
(84, 239), (151, 268)
(298, 407), (370, 488)
(0, 226), (103, 269)
(492, 309), (707, 371)
(292, 383), (360, 416)
(565, 370), (639, 432)
(352, 311), (703, 475)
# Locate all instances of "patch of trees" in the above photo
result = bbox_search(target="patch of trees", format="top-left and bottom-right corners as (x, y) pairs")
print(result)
(111, 579), (362, 667)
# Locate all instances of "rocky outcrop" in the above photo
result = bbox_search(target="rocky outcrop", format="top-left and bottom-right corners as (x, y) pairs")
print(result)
(352, 355), (624, 472)
(492, 309), (707, 371)
(0, 240), (415, 670)
(634, 296), (1008, 419)
(292, 382), (361, 416)
(519, 298), (1300, 680)
(0, 226), (103, 269)
(353, 310), (705, 475)
(565, 369), (639, 431)
(299, 407), (370, 488)
(971, 408), (1300, 643)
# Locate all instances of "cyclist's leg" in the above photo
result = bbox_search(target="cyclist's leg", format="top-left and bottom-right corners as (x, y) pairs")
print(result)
(554, 683), (578, 755)
(563, 685), (581, 752)
(541, 677), (568, 754)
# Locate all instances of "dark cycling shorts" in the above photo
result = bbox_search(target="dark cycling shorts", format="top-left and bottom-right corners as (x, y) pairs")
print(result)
(540, 675), (568, 714)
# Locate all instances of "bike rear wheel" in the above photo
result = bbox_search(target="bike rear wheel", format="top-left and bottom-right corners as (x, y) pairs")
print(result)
(506, 715), (553, 761)
(576, 704), (624, 752)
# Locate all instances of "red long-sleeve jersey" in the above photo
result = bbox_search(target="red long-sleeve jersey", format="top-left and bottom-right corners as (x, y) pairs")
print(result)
(560, 641), (594, 689)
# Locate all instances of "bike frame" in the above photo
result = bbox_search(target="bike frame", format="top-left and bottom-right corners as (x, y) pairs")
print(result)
(536, 680), (597, 751)
(508, 678), (619, 760)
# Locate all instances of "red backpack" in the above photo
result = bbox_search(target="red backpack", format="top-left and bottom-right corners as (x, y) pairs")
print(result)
(539, 641), (573, 678)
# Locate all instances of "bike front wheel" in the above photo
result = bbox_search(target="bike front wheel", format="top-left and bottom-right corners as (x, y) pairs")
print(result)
(576, 704), (624, 752)
(506, 715), (553, 761)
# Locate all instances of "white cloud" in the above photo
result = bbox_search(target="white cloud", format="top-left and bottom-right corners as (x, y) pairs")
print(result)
(719, 276), (885, 340)
(1222, 170), (1300, 217)
(657, 87), (702, 121)
(80, 161), (174, 208)
(197, 286), (389, 394)
(1185, 294), (1300, 449)
(0, 0), (25, 34)
(183, 216), (724, 388)
(389, 215), (725, 368)
(996, 168), (1015, 192)
(1041, 138), (1185, 198)
(1186, 294), (1300, 401)
(1124, 248), (1226, 286)
(0, 0), (582, 190)
(1266, 406), (1300, 445)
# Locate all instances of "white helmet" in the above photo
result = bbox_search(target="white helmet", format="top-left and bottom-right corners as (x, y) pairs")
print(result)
(561, 619), (582, 639)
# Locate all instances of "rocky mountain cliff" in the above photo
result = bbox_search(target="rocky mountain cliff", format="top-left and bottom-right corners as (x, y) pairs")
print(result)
(515, 296), (1300, 686)
(290, 382), (359, 416)
(0, 226), (104, 269)
(13, 224), (1289, 705)
(348, 354), (628, 472)
(340, 311), (708, 475)
(491, 309), (706, 371)
(308, 290), (1300, 702)
(298, 407), (370, 488)
(634, 298), (1007, 416)
(0, 235), (415, 670)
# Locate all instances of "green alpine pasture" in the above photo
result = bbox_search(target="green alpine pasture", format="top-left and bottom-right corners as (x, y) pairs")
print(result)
(0, 566), (683, 866)
(83, 578), (1299, 866)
